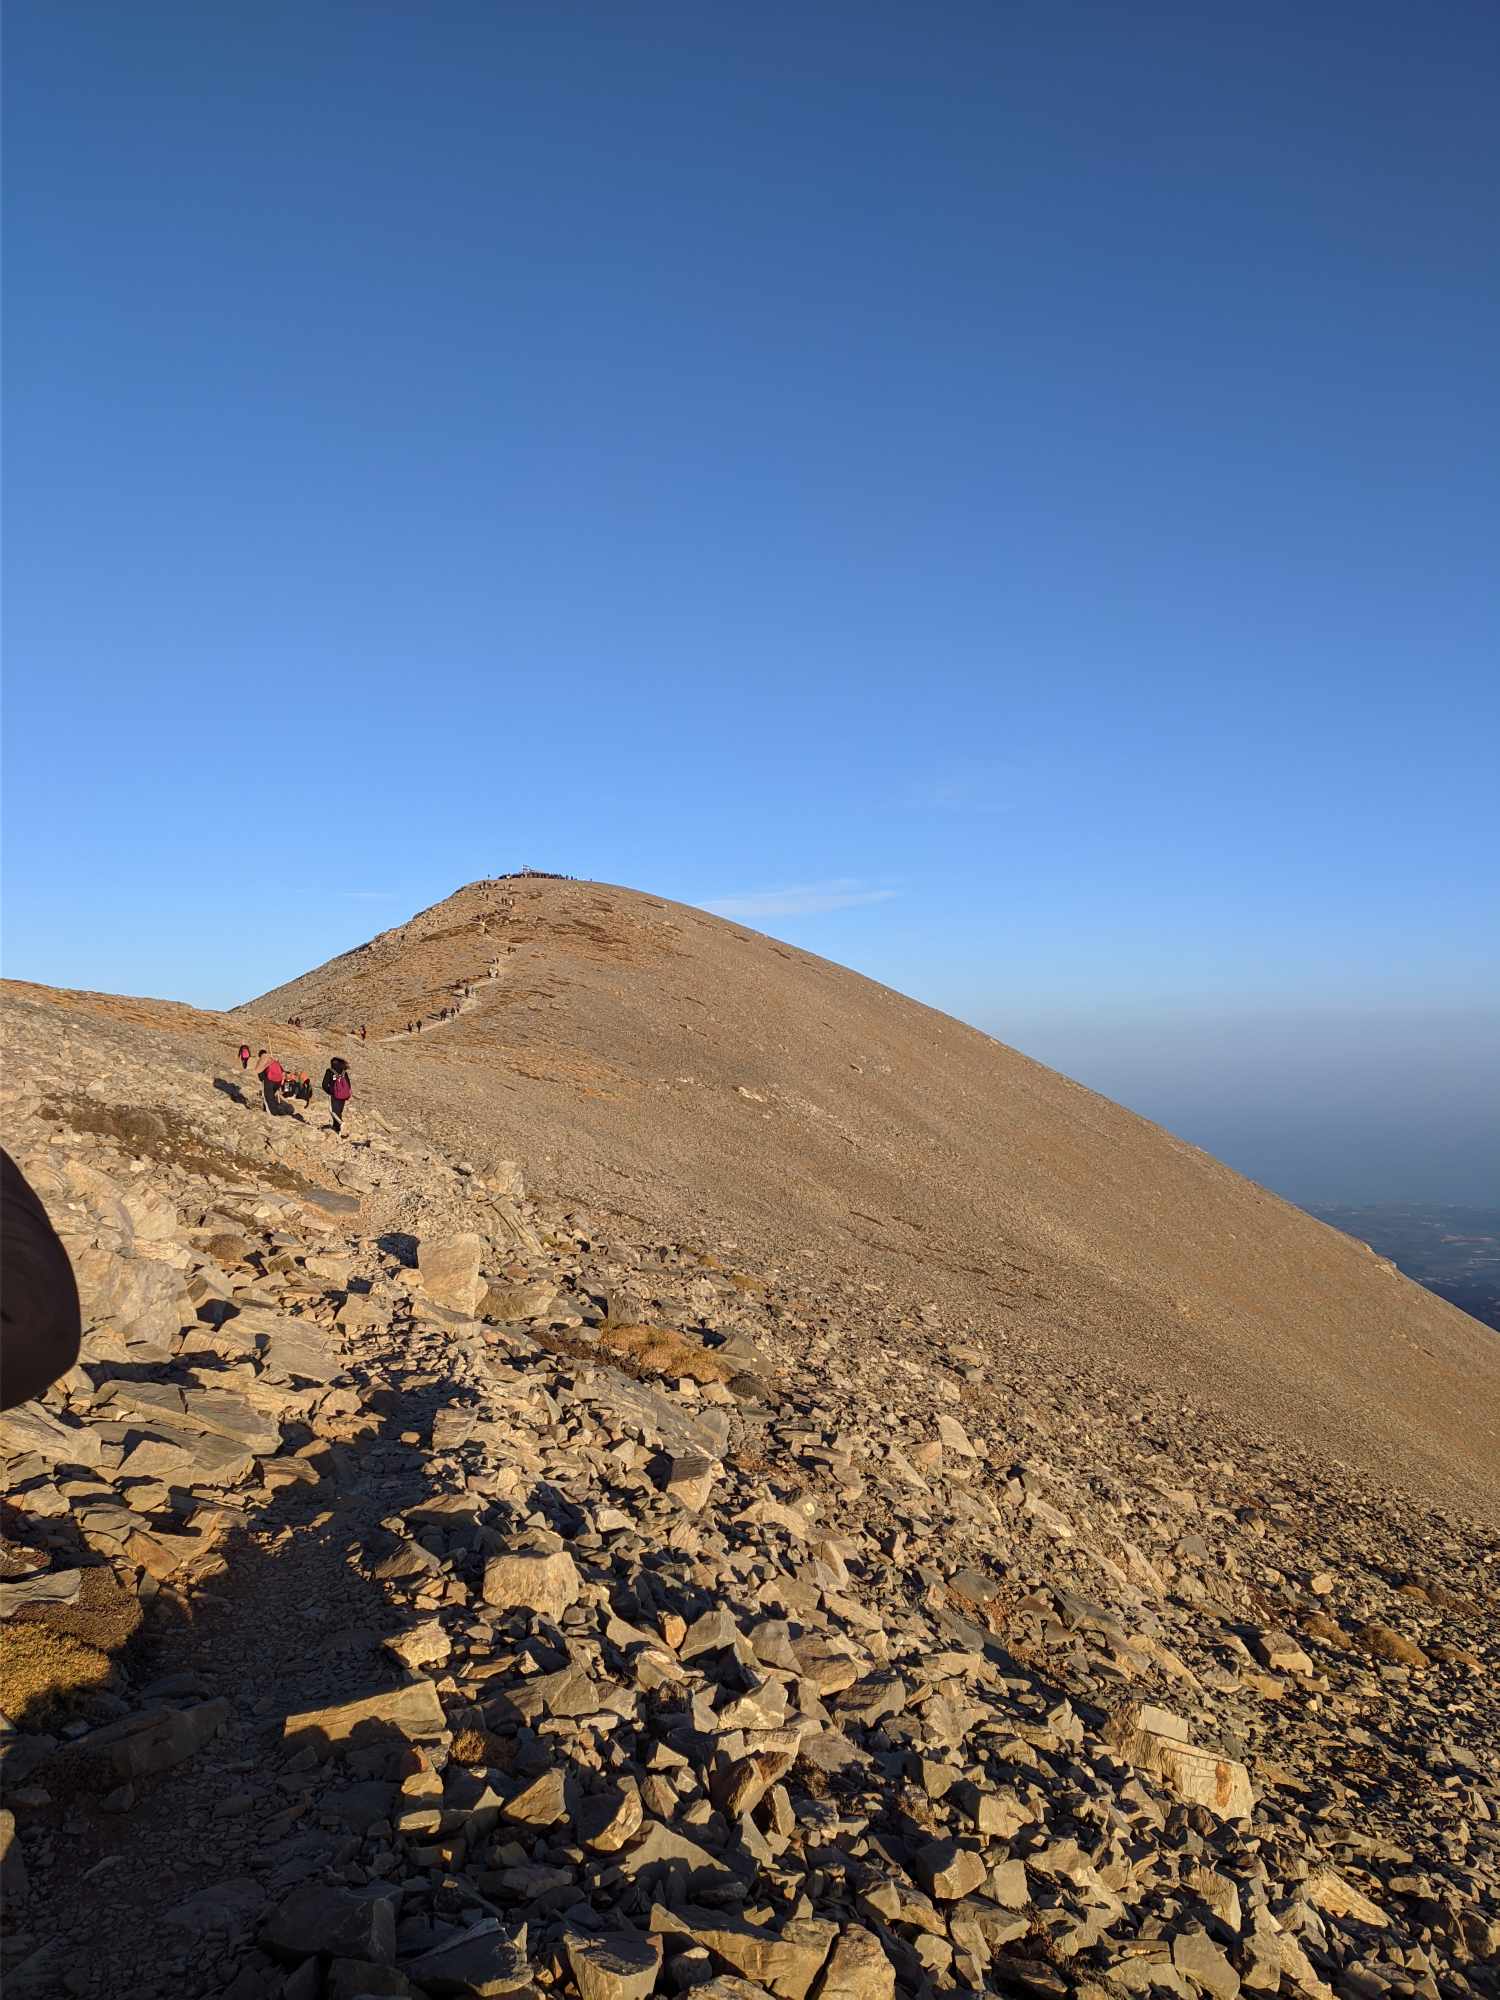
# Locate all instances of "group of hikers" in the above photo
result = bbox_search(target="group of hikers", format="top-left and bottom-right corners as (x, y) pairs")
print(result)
(233, 975), (488, 1122)
(237, 1045), (354, 1133)
(403, 983), (477, 1034)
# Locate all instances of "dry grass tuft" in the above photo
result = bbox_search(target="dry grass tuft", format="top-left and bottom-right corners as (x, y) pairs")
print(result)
(450, 1724), (516, 1767)
(0, 1566), (144, 1726)
(727, 1446), (773, 1479)
(38, 1092), (307, 1195)
(2, 1625), (104, 1726)
(31, 1564), (143, 1651)
(594, 1322), (738, 1384)
(0, 1621), (114, 1723)
(537, 1320), (737, 1387)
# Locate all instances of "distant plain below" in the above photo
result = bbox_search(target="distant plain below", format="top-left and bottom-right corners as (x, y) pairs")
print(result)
(1308, 1202), (1500, 1334)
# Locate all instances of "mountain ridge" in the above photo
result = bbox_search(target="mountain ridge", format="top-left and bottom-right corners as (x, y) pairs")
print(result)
(235, 875), (1498, 1525)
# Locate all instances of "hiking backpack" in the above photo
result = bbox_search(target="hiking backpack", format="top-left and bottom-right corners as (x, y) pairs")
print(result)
(332, 1072), (352, 1102)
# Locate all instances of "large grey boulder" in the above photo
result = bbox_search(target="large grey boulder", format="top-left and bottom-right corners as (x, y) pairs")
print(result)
(419, 1232), (487, 1315)
(482, 1549), (581, 1619)
(815, 1929), (896, 2000)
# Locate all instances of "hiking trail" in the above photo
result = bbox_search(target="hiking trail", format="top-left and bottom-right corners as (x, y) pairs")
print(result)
(378, 975), (491, 1044)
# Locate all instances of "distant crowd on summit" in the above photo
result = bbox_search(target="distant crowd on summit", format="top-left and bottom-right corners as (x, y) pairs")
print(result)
(479, 866), (575, 883)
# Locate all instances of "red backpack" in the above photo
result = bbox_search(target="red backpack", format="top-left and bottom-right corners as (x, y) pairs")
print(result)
(332, 1072), (352, 1101)
(264, 1059), (284, 1085)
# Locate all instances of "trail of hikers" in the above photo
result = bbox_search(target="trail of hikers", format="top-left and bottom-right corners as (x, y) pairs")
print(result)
(234, 962), (504, 1141)
(379, 971), (490, 1042)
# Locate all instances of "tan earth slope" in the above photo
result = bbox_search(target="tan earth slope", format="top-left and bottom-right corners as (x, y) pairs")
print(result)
(244, 878), (1499, 1524)
(2, 941), (1498, 1996)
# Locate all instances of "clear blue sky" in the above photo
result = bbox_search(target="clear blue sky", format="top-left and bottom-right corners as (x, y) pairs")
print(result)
(5, 1), (1498, 1203)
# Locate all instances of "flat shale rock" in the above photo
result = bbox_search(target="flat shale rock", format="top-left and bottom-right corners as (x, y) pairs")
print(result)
(0, 1809), (28, 1899)
(404, 1918), (531, 1995)
(651, 1909), (837, 2000)
(262, 1882), (399, 1964)
(913, 1837), (986, 1901)
(282, 1680), (447, 1757)
(565, 1930), (662, 2000)
(223, 1304), (341, 1381)
(482, 1278), (557, 1321)
(1304, 1866), (1389, 1928)
(576, 1778), (645, 1852)
(1171, 1928), (1240, 2000)
(164, 1876), (266, 1939)
(815, 1929), (896, 2000)
(1102, 1701), (1254, 1819)
(65, 1696), (231, 1782)
(97, 1378), (282, 1453)
(0, 1402), (105, 1467)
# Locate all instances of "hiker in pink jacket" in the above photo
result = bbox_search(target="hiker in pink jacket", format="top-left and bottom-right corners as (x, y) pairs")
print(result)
(322, 1057), (353, 1134)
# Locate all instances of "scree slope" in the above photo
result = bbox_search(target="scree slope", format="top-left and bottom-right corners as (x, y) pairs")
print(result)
(246, 877), (1499, 1524)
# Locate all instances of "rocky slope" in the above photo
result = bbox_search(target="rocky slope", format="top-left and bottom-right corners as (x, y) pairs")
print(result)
(241, 879), (1500, 1525)
(1, 985), (1497, 2000)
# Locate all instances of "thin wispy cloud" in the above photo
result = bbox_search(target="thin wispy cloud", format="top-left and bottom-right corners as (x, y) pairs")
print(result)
(704, 879), (899, 919)
(343, 889), (397, 901)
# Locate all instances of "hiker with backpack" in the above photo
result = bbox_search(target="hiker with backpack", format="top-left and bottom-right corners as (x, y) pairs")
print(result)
(322, 1057), (353, 1134)
(256, 1050), (285, 1115)
(238, 1043), (251, 1070)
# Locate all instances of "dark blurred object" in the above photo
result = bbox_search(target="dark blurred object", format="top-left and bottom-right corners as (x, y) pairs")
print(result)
(1, 1148), (82, 1409)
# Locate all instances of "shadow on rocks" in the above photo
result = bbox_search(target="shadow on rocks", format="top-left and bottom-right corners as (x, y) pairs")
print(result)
(2, 1349), (479, 2000)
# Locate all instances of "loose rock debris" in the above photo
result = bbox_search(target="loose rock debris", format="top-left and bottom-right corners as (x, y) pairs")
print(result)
(0, 996), (1497, 2000)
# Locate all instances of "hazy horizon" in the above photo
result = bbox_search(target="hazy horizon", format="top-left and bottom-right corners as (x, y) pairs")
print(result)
(992, 1003), (1500, 1209)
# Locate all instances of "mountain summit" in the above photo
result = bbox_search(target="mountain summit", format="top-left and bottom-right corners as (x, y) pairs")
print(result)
(245, 876), (1499, 1520)
(3, 883), (1497, 1987)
